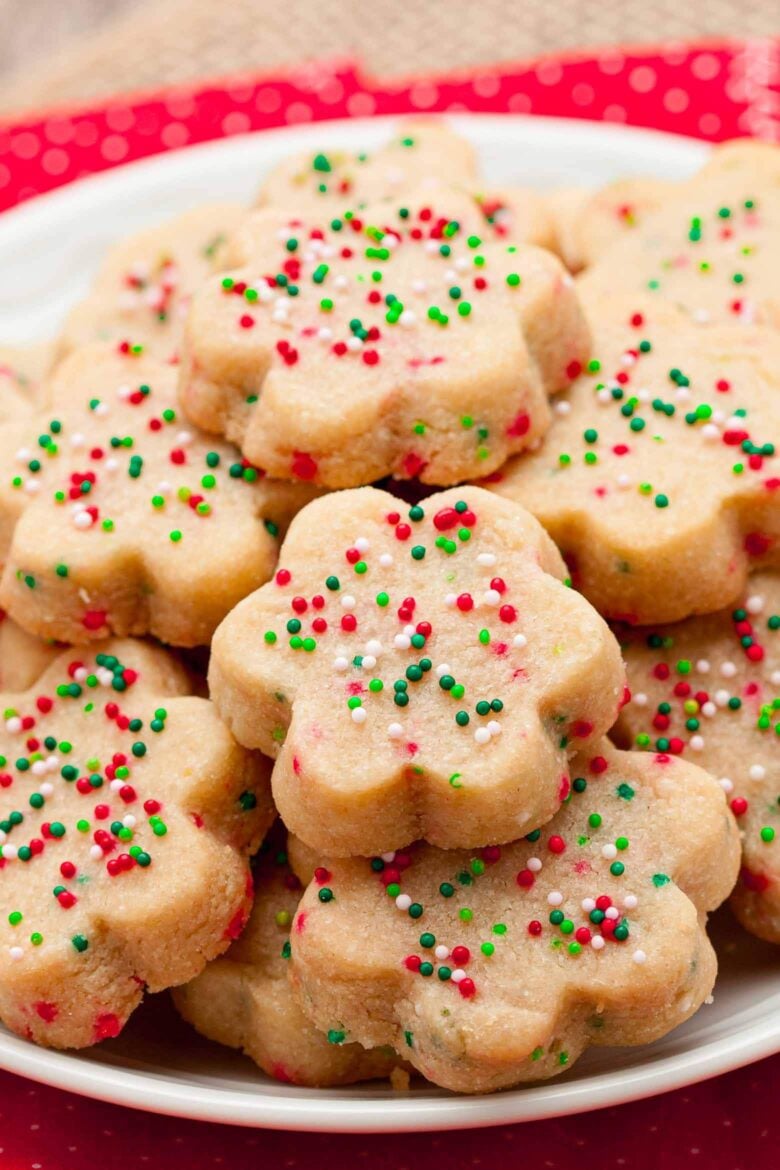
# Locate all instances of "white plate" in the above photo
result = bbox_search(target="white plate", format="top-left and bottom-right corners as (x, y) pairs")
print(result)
(0, 114), (777, 1133)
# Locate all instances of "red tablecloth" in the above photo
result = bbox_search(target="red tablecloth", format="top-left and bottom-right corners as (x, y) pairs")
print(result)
(0, 38), (778, 1168)
(0, 1056), (778, 1169)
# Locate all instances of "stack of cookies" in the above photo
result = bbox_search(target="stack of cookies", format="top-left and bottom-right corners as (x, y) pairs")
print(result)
(0, 120), (776, 1094)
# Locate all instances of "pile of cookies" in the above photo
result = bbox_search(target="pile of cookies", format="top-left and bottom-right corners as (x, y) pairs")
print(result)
(0, 120), (776, 1095)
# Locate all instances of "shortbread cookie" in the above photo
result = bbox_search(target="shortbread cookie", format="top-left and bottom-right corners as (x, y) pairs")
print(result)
(174, 828), (400, 1086)
(0, 612), (59, 691)
(0, 343), (55, 420)
(0, 343), (320, 646)
(179, 187), (590, 488)
(287, 741), (739, 1093)
(257, 120), (478, 213)
(579, 140), (780, 328)
(614, 572), (780, 943)
(58, 204), (245, 363)
(0, 638), (273, 1049)
(486, 294), (780, 624)
(551, 178), (675, 272)
(209, 486), (625, 855)
(474, 187), (557, 251)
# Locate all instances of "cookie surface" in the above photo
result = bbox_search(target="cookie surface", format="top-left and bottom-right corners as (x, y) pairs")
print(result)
(0, 638), (274, 1049)
(257, 119), (478, 213)
(0, 343), (319, 646)
(579, 140), (780, 328)
(551, 177), (674, 272)
(288, 742), (739, 1093)
(179, 187), (589, 487)
(0, 343), (55, 420)
(174, 827), (401, 1086)
(614, 571), (780, 942)
(209, 486), (625, 855)
(0, 612), (60, 691)
(59, 204), (244, 363)
(486, 293), (780, 624)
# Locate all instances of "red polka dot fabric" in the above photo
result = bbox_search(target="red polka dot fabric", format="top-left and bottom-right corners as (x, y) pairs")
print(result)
(0, 39), (778, 211)
(0, 37), (778, 1168)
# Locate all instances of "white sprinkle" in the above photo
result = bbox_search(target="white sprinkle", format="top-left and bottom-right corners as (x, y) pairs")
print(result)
(381, 852), (396, 863)
(395, 894), (412, 911)
(333, 656), (349, 672)
(9, 947), (23, 961)
(527, 857), (542, 873)
(554, 400), (571, 417)
(689, 735), (705, 751)
(487, 720), (502, 737)
(354, 537), (370, 553)
(403, 624), (416, 637)
(601, 843), (618, 860)
(476, 552), (497, 567)
(633, 692), (648, 707)
(719, 777), (734, 794)
(73, 510), (93, 530)
(591, 935), (605, 950)
(701, 702), (716, 718)
(110, 779), (124, 793)
(746, 593), (764, 615)
(435, 663), (452, 678)
(123, 815), (136, 829)
(749, 764), (766, 781)
(387, 723), (404, 739)
(365, 640), (383, 656)
(714, 689), (731, 707)
(720, 661), (737, 678)
(340, 594), (356, 610)
(547, 890), (563, 907)
(581, 897), (596, 912)
(434, 945), (450, 960)
(2, 845), (17, 861)
(483, 589), (501, 606)
(474, 727), (491, 745)
(623, 894), (638, 910)
(605, 906), (619, 920)
(351, 707), (367, 724)
(394, 634), (411, 650)
(362, 656), (377, 669)
(513, 634), (527, 649)
(451, 969), (466, 983)
(90, 845), (103, 860)
(444, 593), (457, 607)
(5, 717), (21, 734)
(632, 949), (647, 964)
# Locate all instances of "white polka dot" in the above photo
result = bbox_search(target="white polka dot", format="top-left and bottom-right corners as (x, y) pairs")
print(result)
(166, 95), (197, 118)
(629, 66), (657, 94)
(691, 53), (720, 81)
(536, 62), (562, 86)
(409, 82), (439, 110)
(41, 148), (69, 176)
(598, 52), (625, 75)
(43, 118), (74, 145)
(346, 91), (376, 117)
(664, 88), (690, 114)
(603, 104), (628, 123)
(699, 113), (722, 137)
(105, 106), (135, 132)
(222, 112), (251, 136)
(11, 131), (40, 160)
(100, 134), (129, 162)
(508, 93), (532, 114)
(473, 74), (500, 99)
(571, 83), (594, 107)
(73, 121), (99, 147)
(285, 102), (313, 124)
(161, 122), (189, 149)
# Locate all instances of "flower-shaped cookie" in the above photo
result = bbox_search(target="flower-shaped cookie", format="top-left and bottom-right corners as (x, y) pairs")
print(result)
(0, 342), (320, 646)
(0, 343), (54, 420)
(486, 294), (780, 624)
(58, 203), (245, 363)
(579, 140), (780, 328)
(0, 612), (59, 691)
(209, 486), (625, 855)
(0, 638), (273, 1049)
(551, 177), (675, 272)
(179, 187), (590, 487)
(256, 119), (478, 214)
(614, 571), (780, 943)
(174, 826), (401, 1086)
(287, 742), (739, 1093)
